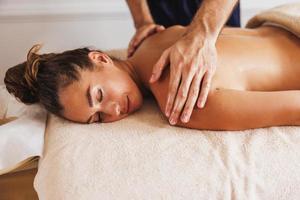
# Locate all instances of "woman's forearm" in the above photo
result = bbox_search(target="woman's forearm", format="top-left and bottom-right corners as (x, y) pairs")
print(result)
(126, 0), (154, 29)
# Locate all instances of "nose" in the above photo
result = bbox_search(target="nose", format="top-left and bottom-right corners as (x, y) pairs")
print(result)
(101, 101), (121, 116)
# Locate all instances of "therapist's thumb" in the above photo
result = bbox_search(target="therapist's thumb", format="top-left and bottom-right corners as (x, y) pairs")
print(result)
(149, 48), (171, 83)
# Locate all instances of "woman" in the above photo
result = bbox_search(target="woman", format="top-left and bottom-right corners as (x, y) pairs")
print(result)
(5, 25), (300, 131)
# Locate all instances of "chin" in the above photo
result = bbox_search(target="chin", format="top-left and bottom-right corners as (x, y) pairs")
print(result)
(132, 101), (143, 114)
(128, 90), (143, 113)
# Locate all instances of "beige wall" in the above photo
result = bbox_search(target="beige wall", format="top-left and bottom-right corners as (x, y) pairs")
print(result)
(0, 0), (299, 84)
(0, 1), (134, 84)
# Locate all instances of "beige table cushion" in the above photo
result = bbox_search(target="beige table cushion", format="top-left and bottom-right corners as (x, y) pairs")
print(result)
(34, 45), (300, 199)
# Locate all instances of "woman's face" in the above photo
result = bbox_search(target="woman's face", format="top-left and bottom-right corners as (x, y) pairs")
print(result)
(59, 51), (143, 124)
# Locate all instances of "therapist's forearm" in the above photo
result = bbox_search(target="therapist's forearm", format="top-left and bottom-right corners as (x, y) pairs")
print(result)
(187, 0), (238, 42)
(126, 0), (154, 29)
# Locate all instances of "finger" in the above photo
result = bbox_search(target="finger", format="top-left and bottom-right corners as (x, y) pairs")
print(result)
(127, 46), (137, 58)
(156, 25), (165, 32)
(127, 46), (134, 58)
(127, 40), (133, 57)
(129, 27), (159, 58)
(132, 26), (156, 48)
(128, 27), (155, 58)
(165, 63), (183, 120)
(127, 37), (137, 58)
(128, 25), (164, 58)
(169, 64), (198, 124)
(128, 42), (139, 58)
(128, 48), (136, 58)
(149, 47), (171, 83)
(180, 70), (203, 123)
(197, 70), (213, 108)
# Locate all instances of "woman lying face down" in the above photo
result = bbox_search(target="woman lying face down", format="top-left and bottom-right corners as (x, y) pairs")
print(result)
(5, 25), (300, 130)
(5, 45), (145, 124)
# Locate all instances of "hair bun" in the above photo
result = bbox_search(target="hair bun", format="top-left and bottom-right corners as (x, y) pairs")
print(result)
(24, 44), (43, 94)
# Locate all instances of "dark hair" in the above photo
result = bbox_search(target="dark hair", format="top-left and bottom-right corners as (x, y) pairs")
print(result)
(4, 44), (98, 116)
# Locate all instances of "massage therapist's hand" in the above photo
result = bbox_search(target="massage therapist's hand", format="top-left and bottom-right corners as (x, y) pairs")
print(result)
(128, 23), (165, 58)
(149, 30), (217, 125)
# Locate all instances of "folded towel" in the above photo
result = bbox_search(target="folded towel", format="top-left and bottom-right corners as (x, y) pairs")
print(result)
(246, 3), (300, 37)
(0, 85), (47, 175)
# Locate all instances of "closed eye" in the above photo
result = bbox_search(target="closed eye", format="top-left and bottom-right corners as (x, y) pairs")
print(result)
(98, 89), (103, 102)
(96, 89), (103, 123)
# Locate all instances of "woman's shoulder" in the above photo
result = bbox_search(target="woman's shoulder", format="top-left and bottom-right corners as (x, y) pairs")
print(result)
(162, 25), (186, 33)
(144, 25), (186, 46)
(131, 25), (186, 62)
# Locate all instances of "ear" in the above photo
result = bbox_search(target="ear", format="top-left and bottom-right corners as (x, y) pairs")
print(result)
(88, 51), (113, 65)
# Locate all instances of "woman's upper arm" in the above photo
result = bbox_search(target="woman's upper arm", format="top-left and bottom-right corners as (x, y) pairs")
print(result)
(148, 68), (221, 130)
(150, 80), (221, 130)
(149, 81), (300, 131)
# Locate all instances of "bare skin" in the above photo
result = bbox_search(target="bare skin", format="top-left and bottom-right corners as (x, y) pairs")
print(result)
(126, 0), (238, 125)
(59, 25), (300, 131)
(129, 25), (300, 130)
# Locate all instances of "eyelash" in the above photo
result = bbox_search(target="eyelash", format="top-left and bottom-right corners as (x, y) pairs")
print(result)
(98, 89), (103, 102)
(97, 89), (103, 123)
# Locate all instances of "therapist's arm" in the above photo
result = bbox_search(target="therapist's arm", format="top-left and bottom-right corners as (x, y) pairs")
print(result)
(187, 0), (239, 42)
(126, 0), (165, 57)
(126, 0), (154, 29)
(150, 0), (239, 125)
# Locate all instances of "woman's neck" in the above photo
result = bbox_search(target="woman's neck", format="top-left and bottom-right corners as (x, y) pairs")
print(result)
(113, 59), (150, 97)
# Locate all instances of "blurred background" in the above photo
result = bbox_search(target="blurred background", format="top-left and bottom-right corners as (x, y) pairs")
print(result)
(0, 0), (299, 84)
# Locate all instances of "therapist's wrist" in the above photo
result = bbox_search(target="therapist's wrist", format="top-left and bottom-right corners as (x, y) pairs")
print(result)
(185, 20), (219, 44)
(135, 21), (154, 30)
(183, 27), (217, 47)
(135, 18), (155, 29)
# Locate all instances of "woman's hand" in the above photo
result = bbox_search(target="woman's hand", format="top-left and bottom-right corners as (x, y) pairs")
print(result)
(149, 31), (217, 125)
(128, 23), (165, 58)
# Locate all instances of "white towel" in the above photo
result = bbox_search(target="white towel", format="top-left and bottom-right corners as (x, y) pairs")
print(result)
(0, 85), (47, 175)
(246, 3), (300, 38)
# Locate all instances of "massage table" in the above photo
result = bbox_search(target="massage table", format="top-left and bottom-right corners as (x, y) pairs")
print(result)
(2, 3), (300, 199)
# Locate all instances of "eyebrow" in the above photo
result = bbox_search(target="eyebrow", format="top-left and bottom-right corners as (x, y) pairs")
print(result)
(86, 85), (94, 124)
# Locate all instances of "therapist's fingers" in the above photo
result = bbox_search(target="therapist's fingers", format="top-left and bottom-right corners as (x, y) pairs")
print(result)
(128, 27), (154, 57)
(133, 26), (155, 47)
(165, 62), (183, 120)
(180, 69), (203, 123)
(127, 43), (135, 58)
(168, 63), (198, 124)
(127, 37), (137, 57)
(128, 28), (154, 57)
(197, 70), (213, 108)
(149, 47), (171, 83)
(156, 25), (165, 32)
(128, 25), (165, 58)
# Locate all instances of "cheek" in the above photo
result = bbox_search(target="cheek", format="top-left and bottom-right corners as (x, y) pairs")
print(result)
(106, 74), (136, 92)
(104, 114), (128, 123)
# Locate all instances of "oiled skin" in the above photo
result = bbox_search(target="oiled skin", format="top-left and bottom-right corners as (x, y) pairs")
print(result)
(129, 25), (300, 130)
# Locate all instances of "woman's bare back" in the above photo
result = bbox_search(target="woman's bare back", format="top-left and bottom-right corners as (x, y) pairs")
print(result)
(129, 25), (300, 130)
(130, 25), (300, 93)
